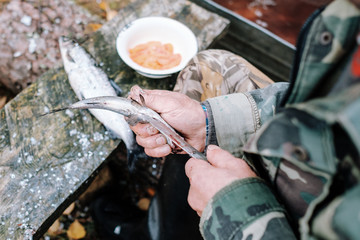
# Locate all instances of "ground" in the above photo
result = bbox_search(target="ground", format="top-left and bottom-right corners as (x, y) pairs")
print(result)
(0, 0), (131, 106)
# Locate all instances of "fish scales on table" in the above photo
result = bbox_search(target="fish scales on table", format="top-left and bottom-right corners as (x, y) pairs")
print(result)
(58, 36), (144, 170)
(46, 96), (208, 162)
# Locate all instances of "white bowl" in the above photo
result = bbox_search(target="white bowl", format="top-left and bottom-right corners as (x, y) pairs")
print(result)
(116, 16), (198, 78)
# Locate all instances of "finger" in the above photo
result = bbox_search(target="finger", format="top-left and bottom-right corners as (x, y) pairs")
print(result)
(136, 134), (167, 149)
(144, 144), (172, 158)
(141, 88), (176, 97)
(187, 186), (205, 214)
(138, 90), (176, 113)
(129, 87), (167, 100)
(128, 85), (146, 101)
(130, 86), (182, 114)
(206, 145), (248, 170)
(185, 157), (212, 181)
(130, 123), (158, 137)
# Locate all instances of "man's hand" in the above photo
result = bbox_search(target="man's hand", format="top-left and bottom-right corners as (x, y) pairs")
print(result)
(185, 145), (257, 216)
(128, 85), (206, 158)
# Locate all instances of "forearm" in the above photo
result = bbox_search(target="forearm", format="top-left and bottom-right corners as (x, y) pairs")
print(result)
(200, 178), (296, 240)
(203, 82), (289, 157)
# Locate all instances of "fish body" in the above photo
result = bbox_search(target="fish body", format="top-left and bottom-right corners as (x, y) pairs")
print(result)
(58, 37), (143, 169)
(52, 96), (207, 161)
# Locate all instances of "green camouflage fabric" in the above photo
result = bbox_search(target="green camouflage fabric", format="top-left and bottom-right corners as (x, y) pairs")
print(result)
(173, 0), (360, 239)
(173, 49), (273, 102)
(173, 49), (274, 156)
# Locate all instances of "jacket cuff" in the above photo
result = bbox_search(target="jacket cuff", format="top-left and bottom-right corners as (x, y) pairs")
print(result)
(199, 178), (289, 239)
(205, 93), (260, 157)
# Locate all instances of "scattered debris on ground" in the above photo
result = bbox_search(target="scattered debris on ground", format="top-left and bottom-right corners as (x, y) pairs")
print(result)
(0, 0), (104, 95)
(0, 0), (130, 107)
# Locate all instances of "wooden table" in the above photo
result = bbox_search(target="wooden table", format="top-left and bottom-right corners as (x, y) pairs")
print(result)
(0, 0), (229, 239)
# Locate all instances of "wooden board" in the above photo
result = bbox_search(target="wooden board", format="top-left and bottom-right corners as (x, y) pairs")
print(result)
(0, 0), (229, 239)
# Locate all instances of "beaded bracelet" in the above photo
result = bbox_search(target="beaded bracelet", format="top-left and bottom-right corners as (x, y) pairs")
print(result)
(201, 104), (209, 146)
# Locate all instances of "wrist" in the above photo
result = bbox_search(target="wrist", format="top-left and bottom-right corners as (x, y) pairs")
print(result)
(194, 102), (207, 152)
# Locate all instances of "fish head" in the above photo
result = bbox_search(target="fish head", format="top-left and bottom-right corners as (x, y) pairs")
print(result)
(59, 36), (95, 72)
(59, 36), (79, 72)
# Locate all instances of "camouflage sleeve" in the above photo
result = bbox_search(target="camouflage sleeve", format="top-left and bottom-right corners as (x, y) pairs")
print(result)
(199, 177), (297, 239)
(204, 82), (289, 157)
(311, 183), (360, 239)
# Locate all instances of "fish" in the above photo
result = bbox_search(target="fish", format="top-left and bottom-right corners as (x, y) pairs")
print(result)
(58, 36), (144, 170)
(46, 96), (208, 162)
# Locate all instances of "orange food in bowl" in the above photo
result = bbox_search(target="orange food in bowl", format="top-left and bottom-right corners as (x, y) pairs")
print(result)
(129, 41), (181, 70)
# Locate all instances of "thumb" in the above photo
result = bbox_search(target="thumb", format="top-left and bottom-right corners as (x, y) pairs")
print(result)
(129, 85), (174, 114)
(206, 145), (248, 170)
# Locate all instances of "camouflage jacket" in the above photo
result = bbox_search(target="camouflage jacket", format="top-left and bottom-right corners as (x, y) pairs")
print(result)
(200, 0), (360, 239)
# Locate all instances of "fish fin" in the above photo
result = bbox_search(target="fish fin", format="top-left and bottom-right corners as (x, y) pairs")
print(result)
(139, 94), (146, 107)
(125, 115), (146, 126)
(127, 145), (147, 172)
(130, 93), (146, 107)
(129, 97), (143, 107)
(66, 50), (75, 63)
(103, 127), (121, 140)
(109, 79), (123, 96)
(79, 92), (85, 101)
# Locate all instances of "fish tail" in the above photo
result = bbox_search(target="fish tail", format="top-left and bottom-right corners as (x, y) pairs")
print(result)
(38, 108), (68, 117)
(127, 145), (147, 172)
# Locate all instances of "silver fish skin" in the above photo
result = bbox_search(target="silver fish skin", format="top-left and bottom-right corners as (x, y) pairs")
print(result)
(58, 36), (143, 168)
(56, 96), (208, 161)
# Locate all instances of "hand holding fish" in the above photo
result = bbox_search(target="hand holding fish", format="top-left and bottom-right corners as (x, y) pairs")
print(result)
(129, 85), (206, 158)
(185, 145), (257, 216)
